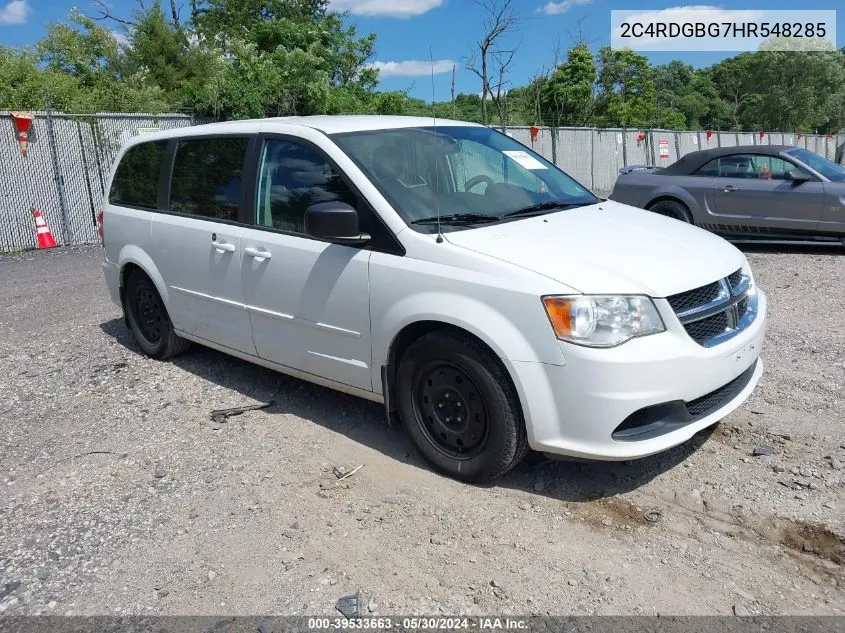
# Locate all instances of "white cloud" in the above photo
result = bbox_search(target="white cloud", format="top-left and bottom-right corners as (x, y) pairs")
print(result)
(537, 0), (593, 15)
(331, 0), (443, 18)
(369, 59), (456, 77)
(0, 0), (31, 25)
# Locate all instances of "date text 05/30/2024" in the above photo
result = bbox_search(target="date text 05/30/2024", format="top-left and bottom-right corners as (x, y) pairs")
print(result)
(306, 618), (528, 630)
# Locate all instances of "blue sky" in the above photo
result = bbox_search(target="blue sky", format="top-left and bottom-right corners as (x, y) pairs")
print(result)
(1, 0), (843, 101)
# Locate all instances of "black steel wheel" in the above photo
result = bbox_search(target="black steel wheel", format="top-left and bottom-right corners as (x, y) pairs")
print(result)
(413, 361), (489, 460)
(133, 283), (165, 346)
(396, 329), (528, 483)
(124, 269), (190, 359)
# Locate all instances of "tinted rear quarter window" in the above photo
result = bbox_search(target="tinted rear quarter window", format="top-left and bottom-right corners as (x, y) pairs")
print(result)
(169, 137), (249, 221)
(694, 158), (721, 177)
(109, 141), (168, 209)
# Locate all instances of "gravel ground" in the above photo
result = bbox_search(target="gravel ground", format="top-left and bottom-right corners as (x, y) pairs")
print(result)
(0, 244), (843, 616)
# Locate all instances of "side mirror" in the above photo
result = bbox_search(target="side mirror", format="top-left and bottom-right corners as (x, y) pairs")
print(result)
(305, 201), (371, 244)
(784, 169), (810, 184)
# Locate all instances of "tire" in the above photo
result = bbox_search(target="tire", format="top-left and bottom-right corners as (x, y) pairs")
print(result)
(123, 269), (190, 360)
(648, 199), (692, 223)
(395, 330), (529, 483)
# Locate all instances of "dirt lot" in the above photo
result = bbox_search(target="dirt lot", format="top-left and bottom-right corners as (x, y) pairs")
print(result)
(0, 244), (843, 616)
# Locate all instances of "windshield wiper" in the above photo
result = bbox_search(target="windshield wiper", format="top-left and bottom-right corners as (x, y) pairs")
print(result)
(411, 213), (501, 226)
(501, 201), (590, 218)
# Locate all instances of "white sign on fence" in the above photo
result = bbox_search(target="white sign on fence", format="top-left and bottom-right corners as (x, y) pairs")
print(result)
(659, 139), (670, 159)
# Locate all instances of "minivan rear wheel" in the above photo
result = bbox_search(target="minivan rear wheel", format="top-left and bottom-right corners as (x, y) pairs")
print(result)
(124, 270), (190, 359)
(395, 330), (528, 483)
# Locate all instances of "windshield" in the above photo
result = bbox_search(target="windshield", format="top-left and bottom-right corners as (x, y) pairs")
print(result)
(331, 126), (599, 230)
(785, 148), (845, 182)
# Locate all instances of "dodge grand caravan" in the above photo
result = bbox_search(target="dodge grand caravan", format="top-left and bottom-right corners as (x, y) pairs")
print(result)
(100, 116), (766, 483)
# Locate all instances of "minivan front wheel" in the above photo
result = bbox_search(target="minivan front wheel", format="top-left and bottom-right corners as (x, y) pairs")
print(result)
(395, 330), (528, 483)
(124, 270), (190, 359)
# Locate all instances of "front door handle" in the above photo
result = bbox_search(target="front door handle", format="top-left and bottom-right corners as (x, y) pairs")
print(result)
(212, 240), (235, 253)
(723, 185), (737, 192)
(244, 247), (272, 260)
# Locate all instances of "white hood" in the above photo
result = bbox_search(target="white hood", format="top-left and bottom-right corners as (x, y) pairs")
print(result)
(445, 200), (746, 297)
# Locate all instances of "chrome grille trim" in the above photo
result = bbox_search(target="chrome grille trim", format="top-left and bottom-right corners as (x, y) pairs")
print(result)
(674, 278), (731, 320)
(667, 268), (757, 347)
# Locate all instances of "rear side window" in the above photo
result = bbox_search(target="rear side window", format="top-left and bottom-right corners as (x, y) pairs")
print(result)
(169, 137), (249, 221)
(693, 158), (721, 177)
(108, 141), (168, 209)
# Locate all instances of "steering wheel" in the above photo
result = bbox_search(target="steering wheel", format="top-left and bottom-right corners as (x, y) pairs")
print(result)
(465, 175), (495, 192)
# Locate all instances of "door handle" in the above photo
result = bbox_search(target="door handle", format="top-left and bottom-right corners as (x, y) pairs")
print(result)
(211, 240), (235, 253)
(723, 185), (737, 192)
(244, 247), (272, 260)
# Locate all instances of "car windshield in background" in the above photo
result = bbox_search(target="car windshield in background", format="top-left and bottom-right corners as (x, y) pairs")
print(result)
(785, 148), (845, 182)
(331, 126), (598, 229)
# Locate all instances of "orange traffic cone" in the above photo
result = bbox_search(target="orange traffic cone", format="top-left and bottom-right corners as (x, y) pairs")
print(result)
(33, 209), (57, 249)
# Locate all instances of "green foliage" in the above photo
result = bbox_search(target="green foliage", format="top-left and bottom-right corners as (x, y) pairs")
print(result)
(541, 44), (595, 127)
(0, 1), (843, 134)
(0, 9), (168, 112)
(594, 47), (655, 128)
(188, 0), (377, 118)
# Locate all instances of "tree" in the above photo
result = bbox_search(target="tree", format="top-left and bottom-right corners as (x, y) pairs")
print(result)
(84, 0), (378, 118)
(37, 9), (122, 88)
(30, 9), (168, 112)
(541, 44), (595, 127)
(466, 0), (519, 126)
(744, 51), (845, 132)
(595, 47), (655, 128)
(123, 1), (209, 102)
(3, 0), (845, 134)
(195, 0), (376, 89)
(184, 0), (377, 118)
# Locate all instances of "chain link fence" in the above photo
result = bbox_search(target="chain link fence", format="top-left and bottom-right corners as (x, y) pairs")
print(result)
(1, 113), (843, 253)
(0, 111), (197, 253)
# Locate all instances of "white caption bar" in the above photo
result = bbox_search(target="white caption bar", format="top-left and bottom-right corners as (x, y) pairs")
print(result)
(611, 9), (837, 52)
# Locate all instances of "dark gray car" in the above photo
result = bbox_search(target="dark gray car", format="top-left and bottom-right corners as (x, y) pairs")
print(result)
(609, 145), (845, 245)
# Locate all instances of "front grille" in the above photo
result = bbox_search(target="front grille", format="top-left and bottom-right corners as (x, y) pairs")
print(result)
(667, 281), (723, 314)
(727, 269), (743, 290)
(686, 362), (757, 416)
(684, 311), (730, 343)
(667, 268), (753, 347)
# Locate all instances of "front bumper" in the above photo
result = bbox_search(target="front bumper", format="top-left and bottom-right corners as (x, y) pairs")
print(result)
(510, 288), (767, 460)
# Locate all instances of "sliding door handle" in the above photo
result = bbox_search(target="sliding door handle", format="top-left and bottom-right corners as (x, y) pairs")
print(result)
(244, 247), (272, 260)
(211, 240), (235, 253)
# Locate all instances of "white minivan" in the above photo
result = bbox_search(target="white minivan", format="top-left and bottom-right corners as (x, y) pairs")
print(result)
(100, 116), (766, 483)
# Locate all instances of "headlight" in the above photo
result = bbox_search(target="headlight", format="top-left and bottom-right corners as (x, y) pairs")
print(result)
(741, 260), (756, 294)
(542, 295), (665, 347)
